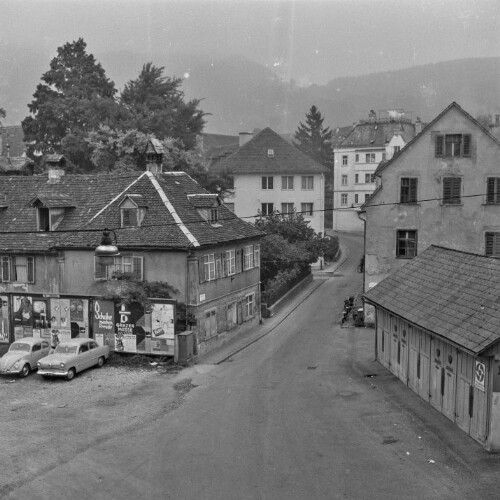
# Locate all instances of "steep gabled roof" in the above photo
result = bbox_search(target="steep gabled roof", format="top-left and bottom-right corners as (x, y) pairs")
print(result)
(0, 171), (263, 253)
(364, 245), (500, 355)
(213, 127), (327, 174)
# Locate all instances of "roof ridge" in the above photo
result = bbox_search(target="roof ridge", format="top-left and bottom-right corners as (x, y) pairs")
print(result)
(429, 244), (500, 261)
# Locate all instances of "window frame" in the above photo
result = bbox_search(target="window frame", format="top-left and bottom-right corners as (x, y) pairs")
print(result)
(400, 177), (418, 204)
(243, 245), (254, 270)
(301, 203), (313, 216)
(261, 176), (274, 190)
(281, 202), (294, 214)
(11, 256), (35, 283)
(261, 203), (274, 216)
(205, 254), (216, 281)
(226, 249), (236, 275)
(442, 177), (462, 205)
(342, 155), (348, 166)
(435, 134), (471, 158)
(485, 232), (500, 257)
(301, 176), (314, 190)
(486, 177), (500, 205)
(244, 293), (255, 319)
(341, 175), (348, 186)
(396, 230), (417, 259)
(281, 176), (294, 190)
(340, 193), (348, 206)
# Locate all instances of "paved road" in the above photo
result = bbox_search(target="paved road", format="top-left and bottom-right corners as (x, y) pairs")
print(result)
(6, 232), (500, 499)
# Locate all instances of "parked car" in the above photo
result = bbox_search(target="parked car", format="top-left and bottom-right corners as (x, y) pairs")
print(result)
(37, 338), (109, 381)
(0, 338), (51, 377)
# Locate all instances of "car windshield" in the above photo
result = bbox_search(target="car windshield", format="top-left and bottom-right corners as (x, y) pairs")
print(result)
(54, 345), (78, 354)
(9, 343), (31, 352)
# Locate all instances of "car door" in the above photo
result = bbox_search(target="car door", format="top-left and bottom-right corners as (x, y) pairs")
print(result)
(30, 342), (42, 366)
(75, 343), (92, 372)
(88, 341), (101, 367)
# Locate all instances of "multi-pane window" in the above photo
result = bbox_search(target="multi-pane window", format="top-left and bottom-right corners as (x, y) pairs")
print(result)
(301, 176), (314, 190)
(365, 173), (375, 183)
(267, 148), (274, 158)
(394, 146), (401, 154)
(365, 153), (376, 163)
(341, 193), (348, 206)
(435, 134), (471, 157)
(396, 230), (417, 258)
(400, 177), (418, 203)
(342, 155), (348, 166)
(243, 245), (254, 270)
(210, 208), (218, 223)
(301, 203), (313, 216)
(341, 175), (348, 186)
(204, 254), (216, 281)
(121, 208), (139, 227)
(95, 255), (144, 281)
(262, 176), (274, 189)
(485, 232), (500, 257)
(281, 203), (294, 214)
(487, 178), (500, 204)
(261, 203), (274, 215)
(226, 250), (236, 275)
(355, 174), (359, 184)
(244, 293), (255, 318)
(281, 176), (294, 190)
(442, 177), (462, 205)
(354, 194), (359, 204)
(12, 257), (35, 283)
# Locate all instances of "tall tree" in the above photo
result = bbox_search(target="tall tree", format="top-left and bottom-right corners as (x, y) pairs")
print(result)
(120, 63), (206, 150)
(293, 105), (334, 228)
(22, 38), (121, 170)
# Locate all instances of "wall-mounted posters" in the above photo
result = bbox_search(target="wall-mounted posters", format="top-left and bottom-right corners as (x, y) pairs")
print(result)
(93, 300), (115, 348)
(151, 302), (175, 355)
(49, 298), (71, 342)
(12, 295), (34, 339)
(33, 299), (50, 339)
(114, 302), (150, 353)
(0, 295), (10, 343)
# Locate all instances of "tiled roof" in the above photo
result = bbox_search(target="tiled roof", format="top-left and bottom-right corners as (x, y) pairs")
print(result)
(0, 126), (26, 157)
(363, 245), (500, 354)
(0, 156), (35, 172)
(339, 121), (415, 149)
(331, 126), (354, 147)
(0, 171), (263, 253)
(187, 193), (220, 208)
(213, 127), (328, 174)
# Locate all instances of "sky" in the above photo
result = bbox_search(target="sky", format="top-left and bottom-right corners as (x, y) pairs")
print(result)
(2, 0), (500, 85)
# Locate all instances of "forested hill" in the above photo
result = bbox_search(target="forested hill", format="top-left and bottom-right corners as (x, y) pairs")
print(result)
(2, 48), (499, 135)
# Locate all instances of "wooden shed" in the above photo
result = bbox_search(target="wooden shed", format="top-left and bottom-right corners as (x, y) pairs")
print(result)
(363, 245), (500, 450)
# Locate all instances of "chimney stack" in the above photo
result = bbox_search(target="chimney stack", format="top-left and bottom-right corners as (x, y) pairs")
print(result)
(46, 154), (65, 183)
(145, 138), (164, 177)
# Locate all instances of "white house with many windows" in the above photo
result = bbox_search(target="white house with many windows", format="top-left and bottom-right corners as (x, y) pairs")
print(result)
(333, 110), (420, 231)
(212, 127), (327, 235)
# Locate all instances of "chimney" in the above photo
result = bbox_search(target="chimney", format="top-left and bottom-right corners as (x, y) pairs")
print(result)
(414, 116), (422, 135)
(239, 132), (253, 147)
(46, 154), (65, 183)
(145, 138), (164, 177)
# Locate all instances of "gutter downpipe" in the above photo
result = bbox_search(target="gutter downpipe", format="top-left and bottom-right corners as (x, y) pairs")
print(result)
(357, 208), (376, 359)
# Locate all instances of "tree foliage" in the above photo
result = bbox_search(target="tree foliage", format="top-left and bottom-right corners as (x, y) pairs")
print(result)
(22, 38), (121, 170)
(293, 105), (333, 167)
(120, 63), (206, 150)
(255, 211), (335, 302)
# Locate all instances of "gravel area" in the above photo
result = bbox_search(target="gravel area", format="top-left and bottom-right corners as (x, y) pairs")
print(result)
(0, 351), (189, 496)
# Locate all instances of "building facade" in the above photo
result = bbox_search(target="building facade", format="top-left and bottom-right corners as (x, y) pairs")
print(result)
(213, 128), (327, 235)
(362, 102), (500, 299)
(0, 162), (263, 356)
(333, 110), (419, 231)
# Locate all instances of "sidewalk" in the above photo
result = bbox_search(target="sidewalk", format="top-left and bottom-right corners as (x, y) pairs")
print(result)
(198, 244), (349, 365)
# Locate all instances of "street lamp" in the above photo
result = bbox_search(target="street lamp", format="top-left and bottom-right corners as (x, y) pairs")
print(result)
(95, 228), (120, 265)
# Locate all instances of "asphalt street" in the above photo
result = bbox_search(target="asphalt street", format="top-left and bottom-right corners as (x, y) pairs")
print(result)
(5, 232), (500, 500)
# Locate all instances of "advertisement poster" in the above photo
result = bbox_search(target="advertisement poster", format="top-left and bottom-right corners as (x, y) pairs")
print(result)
(50, 298), (72, 342)
(114, 302), (148, 353)
(69, 298), (89, 338)
(93, 300), (115, 348)
(0, 296), (9, 343)
(12, 295), (34, 338)
(33, 299), (50, 339)
(151, 302), (175, 354)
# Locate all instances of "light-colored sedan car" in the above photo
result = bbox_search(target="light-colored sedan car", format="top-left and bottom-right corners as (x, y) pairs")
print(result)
(37, 338), (110, 381)
(0, 338), (51, 377)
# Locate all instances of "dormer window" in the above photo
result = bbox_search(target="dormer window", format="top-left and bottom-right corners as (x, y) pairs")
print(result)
(210, 208), (218, 223)
(119, 195), (147, 228)
(28, 195), (74, 232)
(267, 148), (274, 158)
(38, 208), (50, 231)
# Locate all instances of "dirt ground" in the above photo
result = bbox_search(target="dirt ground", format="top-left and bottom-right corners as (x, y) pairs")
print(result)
(0, 352), (190, 497)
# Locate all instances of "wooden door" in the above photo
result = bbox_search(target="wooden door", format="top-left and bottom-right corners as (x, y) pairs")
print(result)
(442, 343), (457, 421)
(418, 330), (431, 402)
(429, 338), (444, 411)
(408, 327), (420, 393)
(400, 324), (409, 384)
(455, 351), (472, 434)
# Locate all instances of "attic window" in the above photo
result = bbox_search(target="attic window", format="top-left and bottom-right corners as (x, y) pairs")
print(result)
(37, 207), (65, 232)
(119, 196), (146, 228)
(210, 208), (219, 223)
(267, 149), (274, 158)
(121, 208), (139, 227)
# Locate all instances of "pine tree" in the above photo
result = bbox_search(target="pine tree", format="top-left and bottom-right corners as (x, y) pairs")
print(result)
(293, 105), (334, 229)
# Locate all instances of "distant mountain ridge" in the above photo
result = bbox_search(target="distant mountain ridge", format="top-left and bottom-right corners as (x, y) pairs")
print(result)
(2, 48), (499, 136)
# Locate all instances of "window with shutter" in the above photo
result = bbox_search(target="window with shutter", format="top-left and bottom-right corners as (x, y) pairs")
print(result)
(235, 249), (242, 273)
(487, 178), (500, 204)
(254, 244), (260, 267)
(215, 254), (222, 279)
(132, 256), (144, 280)
(400, 178), (418, 203)
(435, 135), (444, 157)
(199, 256), (207, 283)
(436, 134), (471, 157)
(1, 256), (10, 282)
(442, 177), (462, 204)
(485, 232), (500, 257)
(226, 249), (236, 275)
(243, 245), (254, 270)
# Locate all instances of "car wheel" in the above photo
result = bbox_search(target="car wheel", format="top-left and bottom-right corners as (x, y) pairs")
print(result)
(20, 364), (30, 378)
(66, 368), (76, 381)
(97, 356), (105, 368)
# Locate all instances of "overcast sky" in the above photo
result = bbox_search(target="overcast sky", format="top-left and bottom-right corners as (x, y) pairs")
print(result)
(2, 0), (500, 86)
